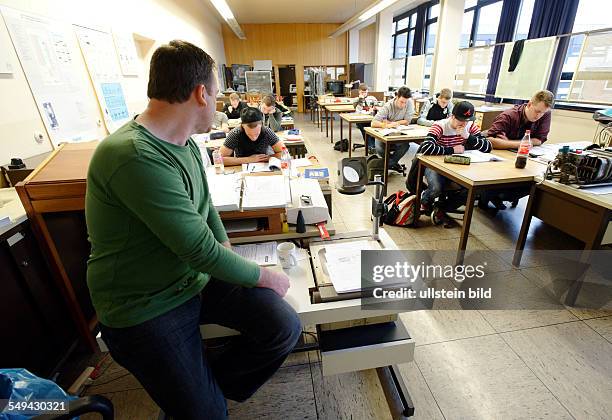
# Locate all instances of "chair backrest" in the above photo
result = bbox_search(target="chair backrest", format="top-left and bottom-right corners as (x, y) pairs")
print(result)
(246, 92), (262, 104)
(349, 89), (359, 97)
(216, 101), (224, 112)
(370, 91), (385, 101)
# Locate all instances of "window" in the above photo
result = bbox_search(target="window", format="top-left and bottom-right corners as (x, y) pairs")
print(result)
(392, 11), (416, 59)
(572, 0), (612, 33)
(567, 31), (612, 104)
(514, 0), (535, 41)
(394, 32), (408, 59)
(455, 45), (495, 94)
(423, 54), (433, 92)
(461, 0), (503, 48)
(425, 2), (439, 54)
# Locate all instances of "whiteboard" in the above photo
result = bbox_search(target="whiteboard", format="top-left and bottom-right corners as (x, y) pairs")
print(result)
(245, 70), (273, 94)
(388, 58), (405, 88)
(0, 6), (101, 146)
(406, 55), (425, 90)
(75, 25), (131, 133)
(495, 37), (557, 100)
(112, 31), (140, 76)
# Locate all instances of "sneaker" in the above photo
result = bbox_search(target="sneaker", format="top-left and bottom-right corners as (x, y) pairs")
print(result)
(389, 163), (405, 174)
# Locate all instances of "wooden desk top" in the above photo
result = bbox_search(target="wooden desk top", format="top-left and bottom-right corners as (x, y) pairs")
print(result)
(535, 177), (612, 210)
(340, 113), (374, 123)
(317, 97), (356, 106)
(364, 126), (430, 143)
(25, 141), (100, 184)
(418, 150), (548, 187)
(325, 104), (357, 112)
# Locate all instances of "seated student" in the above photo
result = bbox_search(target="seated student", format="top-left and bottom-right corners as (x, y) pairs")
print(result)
(260, 94), (292, 132)
(417, 88), (454, 127)
(371, 86), (415, 173)
(212, 111), (229, 132)
(354, 83), (379, 152)
(223, 92), (247, 119)
(487, 89), (553, 148)
(480, 90), (553, 209)
(418, 101), (492, 212)
(220, 107), (285, 166)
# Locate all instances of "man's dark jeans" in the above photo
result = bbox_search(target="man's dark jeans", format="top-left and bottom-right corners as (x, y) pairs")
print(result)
(100, 279), (302, 419)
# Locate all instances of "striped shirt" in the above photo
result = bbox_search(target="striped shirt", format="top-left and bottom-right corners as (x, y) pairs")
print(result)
(419, 118), (491, 155)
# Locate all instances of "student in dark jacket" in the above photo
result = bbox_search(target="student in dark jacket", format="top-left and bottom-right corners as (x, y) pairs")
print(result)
(418, 101), (491, 211)
(222, 92), (248, 119)
(417, 88), (454, 127)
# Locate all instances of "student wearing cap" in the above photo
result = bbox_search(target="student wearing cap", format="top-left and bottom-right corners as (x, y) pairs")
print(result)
(371, 86), (415, 173)
(222, 92), (248, 119)
(417, 101), (492, 212)
(354, 83), (379, 152)
(417, 88), (454, 127)
(220, 107), (285, 166)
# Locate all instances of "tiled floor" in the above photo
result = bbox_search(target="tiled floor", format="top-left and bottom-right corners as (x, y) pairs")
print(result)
(80, 112), (611, 419)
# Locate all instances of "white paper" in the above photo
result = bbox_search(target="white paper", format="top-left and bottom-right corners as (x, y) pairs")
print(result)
(460, 150), (505, 163)
(324, 240), (372, 293)
(573, 185), (612, 195)
(242, 175), (289, 210)
(0, 23), (14, 74)
(233, 241), (278, 266)
(1, 6), (101, 145)
(112, 31), (140, 76)
(74, 25), (131, 132)
(206, 172), (241, 211)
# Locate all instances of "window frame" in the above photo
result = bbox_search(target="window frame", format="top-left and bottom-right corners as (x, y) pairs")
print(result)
(463, 0), (503, 48)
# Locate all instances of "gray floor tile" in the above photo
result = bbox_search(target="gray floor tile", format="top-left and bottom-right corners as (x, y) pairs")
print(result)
(501, 321), (612, 419)
(416, 335), (573, 419)
(584, 316), (612, 343)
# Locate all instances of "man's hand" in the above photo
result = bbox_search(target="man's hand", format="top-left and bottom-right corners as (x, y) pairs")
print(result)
(388, 121), (400, 128)
(256, 267), (290, 297)
(222, 241), (232, 249)
(453, 145), (465, 154)
(531, 138), (542, 146)
(248, 154), (270, 163)
(496, 133), (509, 141)
(228, 106), (233, 113)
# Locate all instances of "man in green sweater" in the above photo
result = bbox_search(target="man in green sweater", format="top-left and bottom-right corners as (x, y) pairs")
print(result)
(86, 40), (301, 419)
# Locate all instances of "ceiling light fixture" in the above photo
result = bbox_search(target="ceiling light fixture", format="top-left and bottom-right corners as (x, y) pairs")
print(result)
(210, 0), (246, 40)
(329, 0), (401, 38)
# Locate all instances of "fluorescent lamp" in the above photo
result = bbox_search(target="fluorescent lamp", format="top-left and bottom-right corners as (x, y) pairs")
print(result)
(358, 0), (397, 21)
(210, 0), (234, 20)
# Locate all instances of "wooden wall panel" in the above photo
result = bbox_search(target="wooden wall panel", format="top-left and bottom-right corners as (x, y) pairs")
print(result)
(359, 23), (376, 64)
(223, 23), (347, 111)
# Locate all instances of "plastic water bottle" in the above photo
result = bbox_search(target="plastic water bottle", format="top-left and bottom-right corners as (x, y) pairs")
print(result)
(515, 130), (532, 169)
(212, 149), (224, 174)
(280, 146), (291, 177)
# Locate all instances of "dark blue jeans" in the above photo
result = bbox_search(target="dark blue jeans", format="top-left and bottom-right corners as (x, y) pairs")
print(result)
(356, 122), (375, 150)
(99, 279), (302, 420)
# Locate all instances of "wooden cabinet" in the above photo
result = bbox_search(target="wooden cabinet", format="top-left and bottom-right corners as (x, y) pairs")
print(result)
(16, 142), (100, 351)
(0, 220), (77, 376)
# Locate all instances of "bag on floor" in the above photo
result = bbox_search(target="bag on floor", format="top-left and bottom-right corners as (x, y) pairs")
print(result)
(383, 191), (416, 226)
(367, 154), (384, 181)
(333, 138), (349, 152)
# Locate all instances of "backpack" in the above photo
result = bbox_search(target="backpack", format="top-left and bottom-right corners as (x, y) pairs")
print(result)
(383, 191), (417, 226)
(367, 154), (384, 181)
(333, 138), (349, 152)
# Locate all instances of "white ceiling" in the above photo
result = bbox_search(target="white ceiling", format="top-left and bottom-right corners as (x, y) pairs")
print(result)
(225, 0), (374, 24)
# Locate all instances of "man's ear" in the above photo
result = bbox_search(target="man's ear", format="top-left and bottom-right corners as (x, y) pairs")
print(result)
(195, 84), (208, 107)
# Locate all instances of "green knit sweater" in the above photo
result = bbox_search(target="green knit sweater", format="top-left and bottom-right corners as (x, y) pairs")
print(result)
(86, 121), (260, 328)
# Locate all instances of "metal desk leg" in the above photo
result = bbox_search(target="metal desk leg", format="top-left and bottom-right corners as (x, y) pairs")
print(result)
(513, 183), (538, 267)
(340, 115), (343, 144)
(326, 109), (329, 137)
(377, 365), (415, 418)
(412, 161), (424, 226)
(330, 111), (334, 143)
(456, 187), (477, 265)
(348, 122), (353, 158)
(383, 141), (389, 196)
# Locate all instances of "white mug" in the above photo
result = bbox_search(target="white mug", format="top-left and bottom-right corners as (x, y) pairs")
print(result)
(277, 242), (297, 269)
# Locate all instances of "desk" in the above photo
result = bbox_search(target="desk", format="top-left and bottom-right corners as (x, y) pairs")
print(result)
(317, 97), (355, 135)
(413, 150), (547, 264)
(325, 104), (358, 143)
(364, 126), (430, 194)
(513, 178), (612, 304)
(340, 113), (374, 157)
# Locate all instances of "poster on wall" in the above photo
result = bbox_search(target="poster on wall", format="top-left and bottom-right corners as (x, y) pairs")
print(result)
(75, 25), (131, 133)
(0, 18), (14, 74)
(0, 6), (101, 146)
(112, 31), (140, 76)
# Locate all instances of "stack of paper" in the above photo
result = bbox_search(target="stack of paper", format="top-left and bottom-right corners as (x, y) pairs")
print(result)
(206, 172), (241, 211)
(324, 240), (372, 293)
(232, 241), (278, 266)
(460, 150), (505, 163)
(242, 175), (289, 210)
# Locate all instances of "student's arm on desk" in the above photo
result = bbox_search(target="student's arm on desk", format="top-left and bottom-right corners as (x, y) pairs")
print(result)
(271, 140), (285, 158)
(219, 145), (269, 165)
(488, 134), (542, 149)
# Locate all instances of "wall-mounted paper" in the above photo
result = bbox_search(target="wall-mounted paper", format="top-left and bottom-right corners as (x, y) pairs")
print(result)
(1, 6), (101, 145)
(112, 31), (140, 76)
